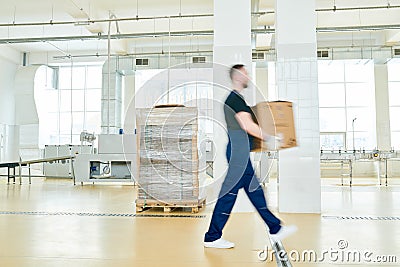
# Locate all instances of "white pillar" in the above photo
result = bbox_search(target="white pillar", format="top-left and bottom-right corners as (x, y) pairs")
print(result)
(255, 67), (269, 102)
(275, 0), (321, 213)
(374, 64), (391, 151)
(0, 57), (18, 162)
(211, 0), (254, 210)
(101, 59), (123, 134)
(123, 74), (136, 134)
(15, 66), (41, 161)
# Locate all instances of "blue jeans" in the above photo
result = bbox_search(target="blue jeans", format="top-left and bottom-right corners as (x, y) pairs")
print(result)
(204, 130), (281, 242)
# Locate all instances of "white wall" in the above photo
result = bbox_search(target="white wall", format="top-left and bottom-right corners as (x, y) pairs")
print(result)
(0, 46), (19, 162)
(0, 50), (18, 125)
(15, 66), (41, 161)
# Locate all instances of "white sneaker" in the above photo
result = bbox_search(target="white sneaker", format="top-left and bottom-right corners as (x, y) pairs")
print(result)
(270, 225), (297, 241)
(204, 238), (235, 249)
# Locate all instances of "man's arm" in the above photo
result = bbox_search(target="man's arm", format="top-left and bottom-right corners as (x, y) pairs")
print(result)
(234, 111), (266, 140)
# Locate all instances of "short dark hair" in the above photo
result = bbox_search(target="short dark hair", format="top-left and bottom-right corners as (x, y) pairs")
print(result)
(229, 64), (245, 80)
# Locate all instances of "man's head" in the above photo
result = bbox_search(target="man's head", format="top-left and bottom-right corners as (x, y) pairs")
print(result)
(229, 64), (249, 89)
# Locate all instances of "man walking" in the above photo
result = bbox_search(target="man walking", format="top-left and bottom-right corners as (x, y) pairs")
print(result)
(204, 64), (297, 249)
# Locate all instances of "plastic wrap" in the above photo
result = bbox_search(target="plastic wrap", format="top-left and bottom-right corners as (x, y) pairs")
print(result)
(136, 106), (199, 202)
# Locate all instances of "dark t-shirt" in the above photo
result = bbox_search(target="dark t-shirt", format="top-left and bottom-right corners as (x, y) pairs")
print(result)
(224, 90), (256, 131)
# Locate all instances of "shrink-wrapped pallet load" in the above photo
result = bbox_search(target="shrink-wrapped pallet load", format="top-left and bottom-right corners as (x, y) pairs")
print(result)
(136, 105), (205, 212)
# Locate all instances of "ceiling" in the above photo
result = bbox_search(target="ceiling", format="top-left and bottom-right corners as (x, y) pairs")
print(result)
(0, 0), (399, 57)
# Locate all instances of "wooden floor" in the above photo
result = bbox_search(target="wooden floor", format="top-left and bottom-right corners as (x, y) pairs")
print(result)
(0, 177), (399, 266)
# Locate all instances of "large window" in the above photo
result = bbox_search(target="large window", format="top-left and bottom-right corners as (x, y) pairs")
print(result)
(35, 64), (103, 146)
(168, 82), (213, 134)
(135, 68), (213, 134)
(267, 60), (376, 150)
(388, 60), (400, 149)
(318, 60), (376, 150)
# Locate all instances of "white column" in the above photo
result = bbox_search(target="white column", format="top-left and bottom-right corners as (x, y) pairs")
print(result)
(275, 0), (321, 213)
(123, 74), (136, 134)
(211, 0), (254, 210)
(101, 59), (123, 134)
(14, 66), (41, 161)
(255, 67), (269, 102)
(0, 56), (18, 162)
(374, 64), (391, 151)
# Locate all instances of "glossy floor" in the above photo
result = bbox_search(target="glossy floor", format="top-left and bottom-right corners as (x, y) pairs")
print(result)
(0, 177), (399, 266)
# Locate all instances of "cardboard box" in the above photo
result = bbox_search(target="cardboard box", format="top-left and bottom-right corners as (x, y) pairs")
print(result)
(251, 101), (297, 151)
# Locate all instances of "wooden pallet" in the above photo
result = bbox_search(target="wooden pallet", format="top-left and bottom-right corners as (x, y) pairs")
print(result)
(136, 198), (206, 213)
